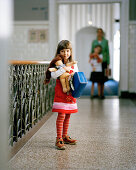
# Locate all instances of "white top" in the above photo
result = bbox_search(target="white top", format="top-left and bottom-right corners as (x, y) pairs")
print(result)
(51, 64), (79, 79)
(90, 54), (102, 72)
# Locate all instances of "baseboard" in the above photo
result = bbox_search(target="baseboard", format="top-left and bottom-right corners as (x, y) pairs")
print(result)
(120, 91), (136, 99)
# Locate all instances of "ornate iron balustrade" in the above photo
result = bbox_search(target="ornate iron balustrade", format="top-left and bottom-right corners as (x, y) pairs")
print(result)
(9, 61), (55, 146)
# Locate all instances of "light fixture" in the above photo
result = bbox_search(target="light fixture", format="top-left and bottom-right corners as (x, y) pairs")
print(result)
(88, 21), (92, 25)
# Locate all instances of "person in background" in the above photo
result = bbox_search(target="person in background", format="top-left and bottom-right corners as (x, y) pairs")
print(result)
(89, 45), (103, 99)
(91, 28), (110, 99)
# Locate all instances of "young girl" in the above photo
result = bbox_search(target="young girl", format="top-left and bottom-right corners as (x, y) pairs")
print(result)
(89, 44), (103, 98)
(45, 40), (78, 150)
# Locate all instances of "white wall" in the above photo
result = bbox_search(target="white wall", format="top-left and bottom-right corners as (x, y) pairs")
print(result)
(10, 21), (50, 61)
(76, 26), (97, 79)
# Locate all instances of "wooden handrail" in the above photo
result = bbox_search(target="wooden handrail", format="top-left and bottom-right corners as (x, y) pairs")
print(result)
(9, 60), (50, 65)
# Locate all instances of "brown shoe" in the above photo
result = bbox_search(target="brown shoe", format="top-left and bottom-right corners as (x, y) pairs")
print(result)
(55, 138), (66, 150)
(63, 135), (77, 145)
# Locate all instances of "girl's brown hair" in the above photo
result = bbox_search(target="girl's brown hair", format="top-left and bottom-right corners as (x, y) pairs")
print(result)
(94, 44), (102, 54)
(44, 40), (73, 84)
(55, 40), (73, 62)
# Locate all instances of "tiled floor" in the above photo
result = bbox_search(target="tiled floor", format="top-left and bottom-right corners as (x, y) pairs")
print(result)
(8, 98), (136, 170)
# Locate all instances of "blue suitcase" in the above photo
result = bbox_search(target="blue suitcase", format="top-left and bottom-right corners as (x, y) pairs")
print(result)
(70, 72), (88, 98)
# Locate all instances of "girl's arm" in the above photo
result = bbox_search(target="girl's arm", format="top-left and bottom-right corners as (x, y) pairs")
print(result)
(99, 54), (103, 61)
(51, 63), (79, 79)
(51, 67), (66, 79)
(90, 59), (94, 67)
(97, 54), (103, 63)
(51, 66), (72, 79)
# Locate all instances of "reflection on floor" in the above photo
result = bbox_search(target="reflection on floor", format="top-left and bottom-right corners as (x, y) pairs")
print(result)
(82, 79), (119, 96)
(9, 98), (136, 169)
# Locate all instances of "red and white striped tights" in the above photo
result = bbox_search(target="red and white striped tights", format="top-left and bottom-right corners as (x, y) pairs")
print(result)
(56, 113), (71, 139)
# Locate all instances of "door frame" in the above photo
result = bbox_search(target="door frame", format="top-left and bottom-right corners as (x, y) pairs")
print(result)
(49, 0), (129, 95)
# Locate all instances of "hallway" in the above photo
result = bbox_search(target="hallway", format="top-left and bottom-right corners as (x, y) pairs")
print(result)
(9, 98), (136, 169)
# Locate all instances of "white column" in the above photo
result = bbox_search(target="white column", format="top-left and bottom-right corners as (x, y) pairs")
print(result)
(120, 0), (129, 92)
(101, 4), (104, 28)
(71, 4), (76, 44)
(66, 5), (71, 40)
(76, 5), (81, 31)
(91, 4), (96, 26)
(134, 24), (136, 92)
(69, 4), (72, 41)
(95, 5), (98, 26)
(110, 4), (114, 74)
(84, 4), (88, 26)
(97, 4), (101, 27)
(59, 5), (70, 41)
(102, 4), (106, 32)
(0, 0), (13, 169)
(81, 5), (86, 27)
(71, 4), (76, 57)
(128, 23), (136, 92)
(105, 4), (110, 40)
(49, 0), (58, 57)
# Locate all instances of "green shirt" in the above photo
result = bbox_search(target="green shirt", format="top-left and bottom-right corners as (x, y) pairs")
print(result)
(91, 38), (110, 65)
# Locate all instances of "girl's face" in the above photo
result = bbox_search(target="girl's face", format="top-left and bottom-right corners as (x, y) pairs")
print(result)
(94, 47), (101, 54)
(60, 49), (71, 60)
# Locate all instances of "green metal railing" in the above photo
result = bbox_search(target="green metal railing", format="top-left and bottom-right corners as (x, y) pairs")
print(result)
(8, 61), (55, 146)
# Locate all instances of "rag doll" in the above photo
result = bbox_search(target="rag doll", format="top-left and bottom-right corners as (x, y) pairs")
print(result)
(45, 54), (76, 93)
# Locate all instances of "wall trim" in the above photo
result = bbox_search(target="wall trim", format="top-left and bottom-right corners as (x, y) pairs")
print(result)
(120, 91), (136, 99)
(57, 0), (122, 4)
(14, 21), (49, 26)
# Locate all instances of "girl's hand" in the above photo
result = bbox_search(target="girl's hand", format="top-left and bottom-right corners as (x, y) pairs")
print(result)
(49, 68), (56, 72)
(73, 61), (77, 64)
(93, 67), (96, 71)
(63, 66), (71, 72)
(70, 71), (75, 76)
